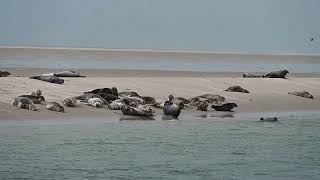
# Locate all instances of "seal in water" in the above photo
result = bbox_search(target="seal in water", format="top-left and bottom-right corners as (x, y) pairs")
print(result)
(263, 70), (289, 78)
(225, 86), (249, 93)
(288, 91), (314, 99)
(46, 102), (65, 112)
(63, 97), (77, 107)
(242, 73), (263, 78)
(30, 75), (64, 84)
(120, 98), (155, 117)
(54, 71), (85, 77)
(12, 97), (38, 111)
(260, 117), (278, 122)
(211, 103), (238, 112)
(0, 71), (11, 77)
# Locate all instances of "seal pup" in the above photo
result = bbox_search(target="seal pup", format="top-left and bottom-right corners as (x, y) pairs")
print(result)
(12, 97), (38, 111)
(86, 98), (104, 108)
(54, 71), (85, 77)
(84, 88), (112, 95)
(288, 91), (314, 99)
(163, 101), (182, 118)
(0, 71), (11, 77)
(260, 117), (278, 122)
(63, 97), (77, 107)
(30, 75), (64, 84)
(46, 102), (65, 112)
(211, 103), (238, 112)
(225, 86), (249, 93)
(242, 73), (263, 78)
(263, 70), (289, 78)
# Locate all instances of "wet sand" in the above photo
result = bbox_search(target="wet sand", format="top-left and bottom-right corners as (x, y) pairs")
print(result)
(1, 68), (320, 120)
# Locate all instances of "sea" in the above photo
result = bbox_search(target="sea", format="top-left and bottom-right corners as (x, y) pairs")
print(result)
(0, 47), (320, 179)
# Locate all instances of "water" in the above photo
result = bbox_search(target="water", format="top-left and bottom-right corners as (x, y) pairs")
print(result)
(0, 112), (319, 179)
(1, 48), (320, 73)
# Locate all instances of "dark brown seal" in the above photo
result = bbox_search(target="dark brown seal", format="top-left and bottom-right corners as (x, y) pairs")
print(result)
(263, 70), (289, 78)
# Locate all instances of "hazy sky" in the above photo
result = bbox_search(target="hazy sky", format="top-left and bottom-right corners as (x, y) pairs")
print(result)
(0, 0), (319, 53)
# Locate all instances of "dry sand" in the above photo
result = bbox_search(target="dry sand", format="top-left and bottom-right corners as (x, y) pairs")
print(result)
(1, 68), (320, 120)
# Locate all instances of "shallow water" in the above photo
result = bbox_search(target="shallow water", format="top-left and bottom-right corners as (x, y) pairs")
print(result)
(0, 111), (319, 179)
(1, 48), (320, 73)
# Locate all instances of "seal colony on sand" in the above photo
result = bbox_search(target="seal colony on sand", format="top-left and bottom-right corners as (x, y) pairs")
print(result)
(288, 91), (314, 99)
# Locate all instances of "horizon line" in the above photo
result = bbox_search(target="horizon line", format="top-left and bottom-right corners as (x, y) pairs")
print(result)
(0, 45), (319, 57)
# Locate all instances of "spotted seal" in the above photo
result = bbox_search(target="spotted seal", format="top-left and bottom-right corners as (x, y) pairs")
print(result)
(63, 97), (77, 107)
(46, 102), (65, 112)
(12, 97), (38, 111)
(54, 71), (85, 77)
(288, 91), (314, 99)
(30, 75), (64, 84)
(242, 73), (263, 78)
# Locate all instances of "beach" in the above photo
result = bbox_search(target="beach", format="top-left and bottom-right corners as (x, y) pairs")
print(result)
(1, 67), (320, 120)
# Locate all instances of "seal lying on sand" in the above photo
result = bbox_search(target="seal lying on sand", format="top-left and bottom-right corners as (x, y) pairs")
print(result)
(212, 103), (238, 112)
(12, 97), (38, 111)
(188, 98), (208, 111)
(75, 93), (108, 104)
(54, 71), (85, 77)
(242, 73), (263, 78)
(263, 70), (289, 78)
(84, 87), (118, 96)
(120, 98), (154, 117)
(63, 97), (77, 107)
(141, 96), (156, 104)
(195, 94), (225, 104)
(30, 75), (64, 84)
(0, 71), (11, 77)
(118, 91), (140, 97)
(288, 91), (314, 99)
(260, 117), (278, 122)
(225, 86), (249, 93)
(19, 95), (45, 104)
(86, 98), (104, 108)
(46, 102), (64, 112)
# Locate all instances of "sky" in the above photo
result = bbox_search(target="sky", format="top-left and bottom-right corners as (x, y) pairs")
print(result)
(0, 0), (319, 54)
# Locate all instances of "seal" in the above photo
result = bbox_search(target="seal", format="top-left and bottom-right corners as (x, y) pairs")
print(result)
(288, 91), (314, 99)
(211, 103), (238, 112)
(19, 95), (45, 104)
(63, 97), (77, 107)
(0, 71), (11, 77)
(195, 94), (225, 104)
(86, 98), (104, 108)
(263, 70), (289, 78)
(54, 71), (85, 77)
(118, 91), (140, 97)
(120, 98), (155, 117)
(12, 97), (38, 111)
(242, 73), (263, 78)
(84, 88), (113, 95)
(260, 117), (278, 122)
(46, 102), (65, 112)
(141, 96), (156, 104)
(163, 101), (182, 118)
(75, 93), (108, 104)
(225, 86), (249, 93)
(188, 98), (208, 111)
(30, 75), (64, 84)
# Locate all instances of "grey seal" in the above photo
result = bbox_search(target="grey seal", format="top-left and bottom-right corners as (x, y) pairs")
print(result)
(196, 94), (225, 104)
(120, 98), (155, 117)
(0, 71), (11, 77)
(75, 93), (108, 105)
(46, 102), (65, 112)
(12, 97), (38, 111)
(188, 98), (208, 111)
(30, 75), (64, 84)
(86, 98), (104, 108)
(225, 86), (249, 93)
(118, 91), (140, 97)
(163, 101), (182, 118)
(54, 71), (85, 77)
(63, 97), (77, 107)
(263, 70), (289, 78)
(260, 117), (278, 122)
(242, 73), (263, 78)
(288, 91), (314, 99)
(212, 103), (238, 112)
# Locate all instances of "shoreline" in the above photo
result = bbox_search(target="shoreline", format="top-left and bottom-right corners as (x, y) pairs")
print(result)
(1, 68), (320, 120)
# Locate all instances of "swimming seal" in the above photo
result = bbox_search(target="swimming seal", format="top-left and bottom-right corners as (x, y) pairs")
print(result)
(288, 91), (314, 99)
(12, 97), (38, 111)
(225, 86), (249, 93)
(211, 103), (238, 112)
(263, 70), (289, 78)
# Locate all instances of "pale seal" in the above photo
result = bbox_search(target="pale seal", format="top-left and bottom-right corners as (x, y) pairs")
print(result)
(225, 86), (249, 93)
(86, 98), (104, 108)
(54, 71), (85, 77)
(288, 91), (314, 99)
(188, 98), (208, 111)
(46, 102), (65, 112)
(211, 103), (238, 112)
(12, 97), (38, 111)
(263, 70), (289, 78)
(196, 94), (225, 104)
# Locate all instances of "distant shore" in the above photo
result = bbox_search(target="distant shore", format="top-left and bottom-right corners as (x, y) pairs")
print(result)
(1, 68), (320, 120)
